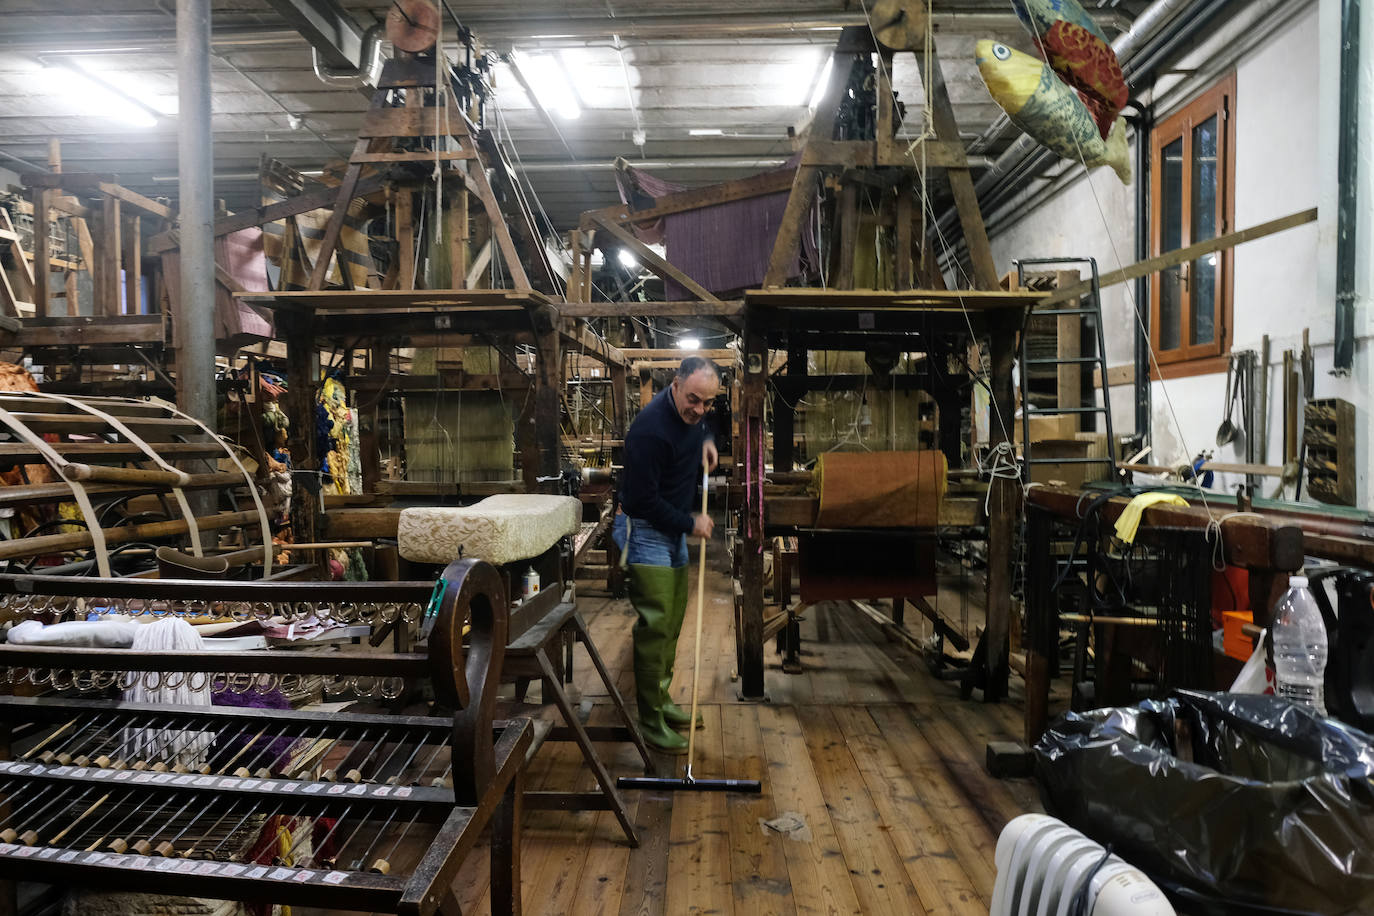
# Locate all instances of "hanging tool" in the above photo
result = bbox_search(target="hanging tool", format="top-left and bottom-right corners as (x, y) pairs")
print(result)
(1257, 335), (1270, 465)
(1215, 353), (1239, 447)
(618, 462), (762, 795)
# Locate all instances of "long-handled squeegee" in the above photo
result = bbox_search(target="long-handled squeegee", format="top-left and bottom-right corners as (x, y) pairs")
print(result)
(617, 460), (762, 794)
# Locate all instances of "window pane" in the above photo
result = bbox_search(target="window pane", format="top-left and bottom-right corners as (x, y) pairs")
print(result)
(1192, 256), (1217, 346)
(1159, 137), (1184, 351)
(1190, 115), (1218, 345)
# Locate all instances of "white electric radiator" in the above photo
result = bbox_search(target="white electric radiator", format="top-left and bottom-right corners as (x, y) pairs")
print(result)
(991, 814), (1176, 916)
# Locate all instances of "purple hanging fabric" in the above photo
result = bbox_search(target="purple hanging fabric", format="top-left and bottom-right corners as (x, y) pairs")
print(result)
(614, 157), (818, 295)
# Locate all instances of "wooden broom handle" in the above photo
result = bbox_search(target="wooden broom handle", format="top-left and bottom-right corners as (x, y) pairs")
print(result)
(685, 459), (709, 780)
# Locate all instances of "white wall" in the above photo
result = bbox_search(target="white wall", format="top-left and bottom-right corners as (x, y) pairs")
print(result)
(985, 0), (1373, 506)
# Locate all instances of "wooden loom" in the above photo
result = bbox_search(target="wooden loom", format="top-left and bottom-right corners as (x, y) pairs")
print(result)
(0, 559), (529, 915)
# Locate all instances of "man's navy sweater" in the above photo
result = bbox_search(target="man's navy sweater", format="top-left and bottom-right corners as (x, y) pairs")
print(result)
(619, 386), (711, 535)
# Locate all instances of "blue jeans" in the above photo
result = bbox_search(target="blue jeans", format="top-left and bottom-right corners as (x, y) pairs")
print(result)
(613, 513), (688, 569)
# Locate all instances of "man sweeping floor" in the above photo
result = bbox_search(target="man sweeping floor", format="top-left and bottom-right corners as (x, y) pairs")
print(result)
(613, 356), (719, 754)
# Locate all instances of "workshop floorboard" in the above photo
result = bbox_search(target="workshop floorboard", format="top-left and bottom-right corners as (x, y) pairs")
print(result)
(442, 550), (1044, 916)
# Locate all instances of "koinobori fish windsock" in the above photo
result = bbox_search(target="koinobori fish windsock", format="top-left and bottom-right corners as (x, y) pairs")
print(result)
(1010, 0), (1128, 141)
(975, 40), (1131, 184)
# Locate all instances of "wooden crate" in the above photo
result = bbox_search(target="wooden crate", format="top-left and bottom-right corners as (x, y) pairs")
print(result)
(1304, 397), (1355, 506)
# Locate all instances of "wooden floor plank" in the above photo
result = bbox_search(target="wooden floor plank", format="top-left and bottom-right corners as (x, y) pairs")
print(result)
(720, 704), (795, 916)
(617, 786), (675, 916)
(665, 704), (734, 916)
(756, 703), (864, 916)
(914, 711), (1033, 834)
(409, 547), (1053, 916)
(794, 705), (929, 914)
(833, 706), (989, 914)
(867, 705), (1001, 901)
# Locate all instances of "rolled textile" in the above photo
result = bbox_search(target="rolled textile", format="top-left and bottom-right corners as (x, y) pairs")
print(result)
(809, 451), (947, 528)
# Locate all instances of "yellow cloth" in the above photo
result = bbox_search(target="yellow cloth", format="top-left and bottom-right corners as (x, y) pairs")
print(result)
(1113, 492), (1188, 544)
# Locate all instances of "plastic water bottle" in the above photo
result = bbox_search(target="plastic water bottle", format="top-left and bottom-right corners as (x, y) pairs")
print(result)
(1272, 575), (1327, 715)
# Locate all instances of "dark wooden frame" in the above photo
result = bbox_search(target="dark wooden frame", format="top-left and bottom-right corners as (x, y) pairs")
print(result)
(1149, 73), (1237, 368)
(0, 558), (529, 915)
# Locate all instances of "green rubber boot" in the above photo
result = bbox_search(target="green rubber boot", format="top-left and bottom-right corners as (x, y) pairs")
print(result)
(628, 563), (688, 755)
(661, 562), (704, 730)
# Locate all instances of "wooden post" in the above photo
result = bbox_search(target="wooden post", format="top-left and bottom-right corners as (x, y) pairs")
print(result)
(609, 360), (628, 437)
(361, 343), (388, 493)
(638, 368), (653, 411)
(533, 306), (562, 485)
(915, 41), (999, 290)
(895, 186), (915, 289)
(1023, 505), (1053, 743)
(449, 190), (468, 289)
(124, 214), (142, 314)
(773, 338), (806, 472)
(738, 326), (768, 699)
(30, 187), (50, 319)
(980, 317), (1017, 701)
(396, 190), (416, 290)
(283, 312), (320, 549)
(835, 183), (859, 291)
(490, 767), (524, 916)
(101, 196), (122, 315)
(1055, 269), (1082, 414)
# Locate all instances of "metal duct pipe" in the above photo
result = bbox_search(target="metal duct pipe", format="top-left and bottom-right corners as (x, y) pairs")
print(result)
(311, 23), (385, 88)
(175, 0), (216, 434)
(0, 26), (303, 54)
(460, 9), (1132, 43)
(1334, 0), (1360, 372)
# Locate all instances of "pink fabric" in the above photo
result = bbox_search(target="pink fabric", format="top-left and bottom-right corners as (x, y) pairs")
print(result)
(161, 227), (274, 353)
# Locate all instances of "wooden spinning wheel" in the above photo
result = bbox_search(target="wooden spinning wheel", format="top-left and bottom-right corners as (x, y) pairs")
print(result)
(386, 0), (441, 53)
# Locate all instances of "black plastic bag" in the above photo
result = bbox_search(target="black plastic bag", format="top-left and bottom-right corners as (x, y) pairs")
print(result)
(1035, 690), (1374, 915)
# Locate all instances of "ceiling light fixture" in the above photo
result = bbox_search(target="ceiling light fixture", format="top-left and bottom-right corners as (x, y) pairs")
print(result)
(42, 62), (159, 128)
(513, 50), (581, 120)
(677, 337), (701, 350)
(617, 249), (638, 268)
(688, 128), (724, 136)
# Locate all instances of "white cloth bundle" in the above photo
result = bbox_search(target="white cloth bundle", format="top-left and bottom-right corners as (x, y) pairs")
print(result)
(120, 618), (214, 769)
(7, 617), (141, 647)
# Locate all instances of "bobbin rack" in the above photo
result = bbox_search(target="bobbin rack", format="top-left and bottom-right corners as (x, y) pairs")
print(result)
(0, 560), (530, 916)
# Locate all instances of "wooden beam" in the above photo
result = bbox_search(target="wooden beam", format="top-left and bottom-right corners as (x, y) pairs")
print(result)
(763, 29), (862, 287)
(620, 348), (734, 360)
(588, 215), (725, 305)
(632, 358), (733, 371)
(916, 40), (999, 289)
(1040, 207), (1320, 308)
(582, 168), (797, 229)
(147, 175), (386, 253)
(744, 287), (1045, 310)
(560, 324), (626, 367)
(558, 300), (744, 319)
(1092, 363), (1135, 387)
(97, 182), (173, 220)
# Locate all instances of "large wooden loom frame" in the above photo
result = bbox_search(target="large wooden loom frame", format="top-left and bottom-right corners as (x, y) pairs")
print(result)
(563, 24), (1042, 700)
(221, 54), (634, 552)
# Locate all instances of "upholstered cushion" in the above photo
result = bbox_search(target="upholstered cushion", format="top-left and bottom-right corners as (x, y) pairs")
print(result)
(397, 495), (581, 566)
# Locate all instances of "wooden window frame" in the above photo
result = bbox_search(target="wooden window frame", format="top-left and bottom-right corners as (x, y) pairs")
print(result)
(1149, 73), (1236, 373)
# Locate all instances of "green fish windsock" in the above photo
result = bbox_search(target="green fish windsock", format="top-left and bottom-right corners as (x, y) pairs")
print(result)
(975, 39), (1131, 184)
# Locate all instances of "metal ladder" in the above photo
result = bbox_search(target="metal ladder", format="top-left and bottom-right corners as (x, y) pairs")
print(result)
(1014, 257), (1118, 486)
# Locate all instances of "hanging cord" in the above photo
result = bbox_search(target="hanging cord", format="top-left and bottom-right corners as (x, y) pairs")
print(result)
(1068, 844), (1116, 916)
(433, 16), (446, 244)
